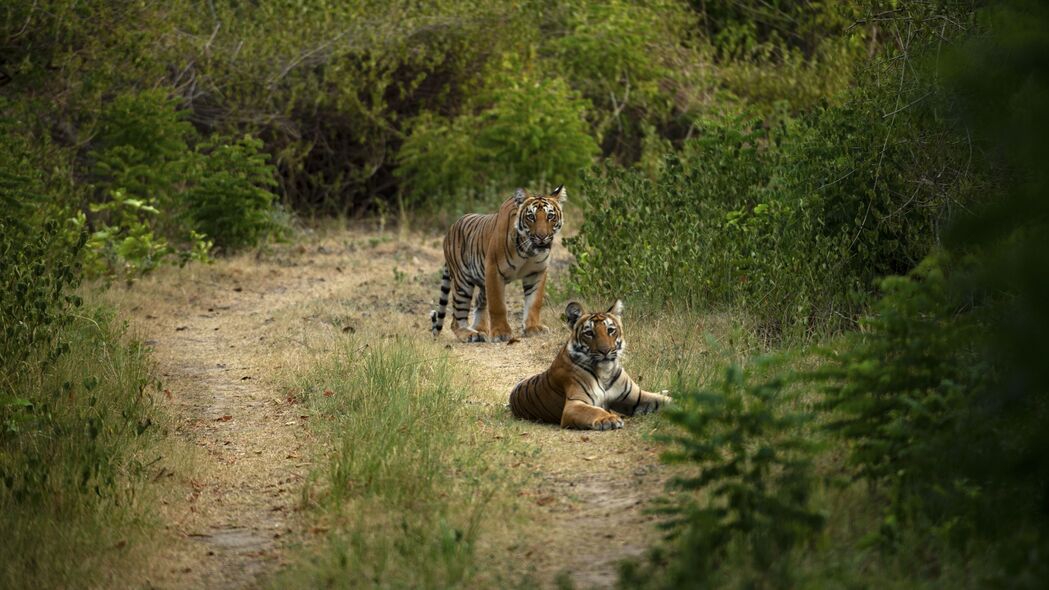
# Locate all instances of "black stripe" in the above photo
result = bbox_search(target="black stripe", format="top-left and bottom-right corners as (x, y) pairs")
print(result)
(534, 376), (561, 421)
(571, 375), (596, 405)
(631, 387), (643, 415)
(615, 379), (633, 403)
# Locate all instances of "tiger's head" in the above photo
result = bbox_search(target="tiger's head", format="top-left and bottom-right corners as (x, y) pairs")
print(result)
(513, 185), (565, 251)
(564, 300), (625, 367)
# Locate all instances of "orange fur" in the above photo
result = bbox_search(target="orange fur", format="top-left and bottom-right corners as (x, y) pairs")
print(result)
(509, 301), (671, 430)
(430, 186), (565, 342)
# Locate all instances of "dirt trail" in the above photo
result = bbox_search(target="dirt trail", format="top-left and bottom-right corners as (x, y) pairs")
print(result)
(110, 227), (669, 589)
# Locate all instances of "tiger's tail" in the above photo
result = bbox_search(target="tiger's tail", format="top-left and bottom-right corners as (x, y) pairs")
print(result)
(430, 266), (451, 337)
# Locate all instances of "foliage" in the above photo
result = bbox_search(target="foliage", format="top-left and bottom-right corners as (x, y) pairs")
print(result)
(84, 88), (281, 278)
(546, 0), (711, 165)
(568, 7), (980, 341)
(817, 254), (994, 541)
(2, 0), (879, 216)
(396, 73), (598, 208)
(698, 0), (867, 110)
(813, 1), (1049, 581)
(617, 2), (1049, 587)
(0, 306), (164, 588)
(184, 134), (283, 251)
(621, 364), (824, 589)
(0, 119), (85, 387)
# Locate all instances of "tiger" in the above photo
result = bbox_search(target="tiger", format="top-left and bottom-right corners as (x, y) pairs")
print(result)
(430, 185), (565, 343)
(509, 300), (671, 430)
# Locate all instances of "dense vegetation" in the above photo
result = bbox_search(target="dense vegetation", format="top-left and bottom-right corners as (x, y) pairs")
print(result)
(4, 0), (1048, 587)
(596, 1), (1049, 587)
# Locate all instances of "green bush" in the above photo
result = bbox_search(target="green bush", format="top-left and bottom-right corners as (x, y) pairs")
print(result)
(621, 364), (824, 589)
(396, 73), (598, 210)
(0, 120), (84, 385)
(547, 0), (709, 165)
(85, 89), (282, 277)
(812, 1), (1049, 580)
(817, 255), (994, 541)
(568, 51), (979, 341)
(699, 0), (866, 111)
(184, 134), (283, 251)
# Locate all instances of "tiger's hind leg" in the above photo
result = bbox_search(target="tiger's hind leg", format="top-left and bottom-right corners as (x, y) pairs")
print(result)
(450, 279), (486, 343)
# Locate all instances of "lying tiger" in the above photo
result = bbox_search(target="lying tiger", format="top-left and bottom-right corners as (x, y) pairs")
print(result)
(509, 300), (671, 430)
(430, 185), (565, 343)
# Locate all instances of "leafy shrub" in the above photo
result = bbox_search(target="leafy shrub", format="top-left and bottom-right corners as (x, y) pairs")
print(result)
(184, 134), (283, 251)
(568, 47), (979, 341)
(85, 89), (282, 278)
(0, 121), (84, 385)
(817, 255), (994, 540)
(813, 2), (1049, 580)
(566, 116), (770, 312)
(86, 89), (207, 278)
(622, 364), (824, 589)
(396, 73), (598, 209)
(547, 0), (710, 164)
(700, 0), (866, 111)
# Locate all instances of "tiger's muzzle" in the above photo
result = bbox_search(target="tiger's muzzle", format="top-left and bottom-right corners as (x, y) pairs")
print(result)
(530, 234), (554, 250)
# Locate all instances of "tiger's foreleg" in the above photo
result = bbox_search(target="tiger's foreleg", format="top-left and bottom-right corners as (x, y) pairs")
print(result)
(484, 259), (513, 342)
(561, 399), (624, 431)
(522, 271), (549, 337)
(450, 279), (485, 343)
(470, 288), (489, 336)
(607, 371), (672, 416)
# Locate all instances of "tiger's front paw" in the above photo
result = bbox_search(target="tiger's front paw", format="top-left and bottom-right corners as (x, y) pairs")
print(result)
(590, 414), (624, 431)
(523, 324), (550, 337)
(489, 325), (513, 343)
(636, 391), (672, 415)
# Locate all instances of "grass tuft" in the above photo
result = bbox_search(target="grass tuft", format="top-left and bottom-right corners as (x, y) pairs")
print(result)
(275, 337), (517, 588)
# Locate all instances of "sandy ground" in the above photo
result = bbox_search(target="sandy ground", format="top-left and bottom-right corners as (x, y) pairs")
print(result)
(106, 225), (673, 589)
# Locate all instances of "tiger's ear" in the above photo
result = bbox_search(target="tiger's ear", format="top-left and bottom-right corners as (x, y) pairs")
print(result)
(607, 299), (624, 317)
(513, 188), (528, 205)
(550, 184), (567, 202)
(564, 301), (584, 328)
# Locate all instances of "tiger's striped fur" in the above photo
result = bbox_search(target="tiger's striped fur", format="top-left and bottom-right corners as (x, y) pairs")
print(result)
(509, 301), (671, 430)
(430, 185), (565, 343)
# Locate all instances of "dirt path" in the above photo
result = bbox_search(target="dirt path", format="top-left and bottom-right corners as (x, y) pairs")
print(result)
(109, 227), (670, 589)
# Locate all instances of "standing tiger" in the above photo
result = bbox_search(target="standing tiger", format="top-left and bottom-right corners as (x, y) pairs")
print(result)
(430, 185), (565, 343)
(509, 300), (671, 430)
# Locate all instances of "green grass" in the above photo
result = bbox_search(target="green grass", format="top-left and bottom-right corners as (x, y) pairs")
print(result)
(274, 337), (521, 589)
(0, 305), (167, 588)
